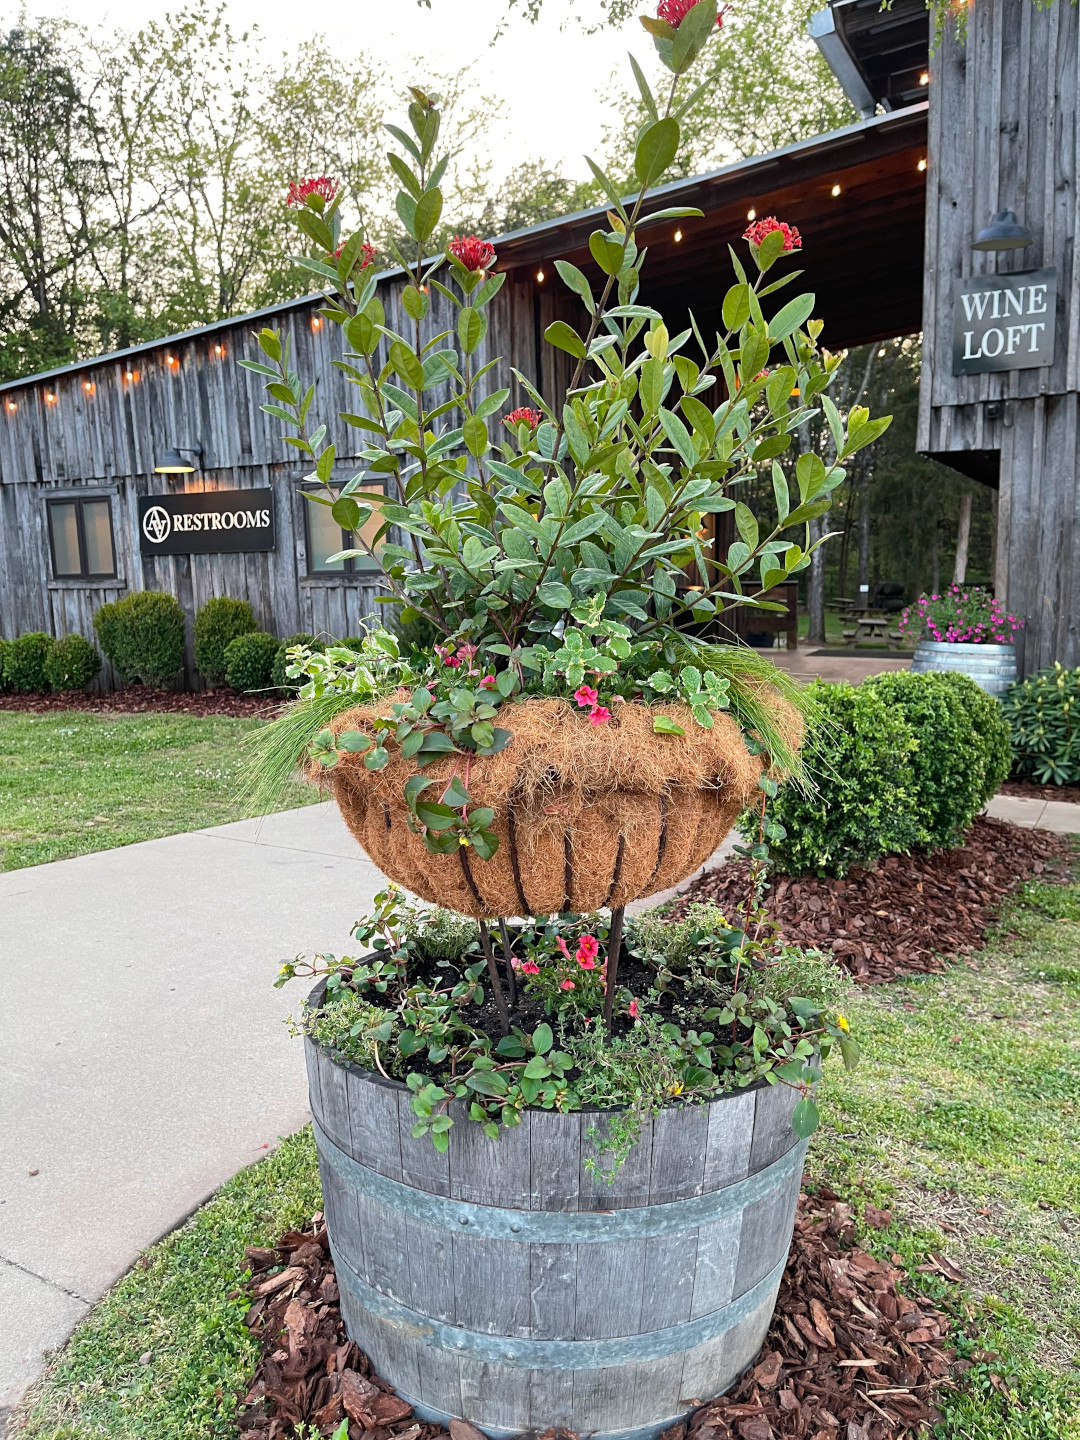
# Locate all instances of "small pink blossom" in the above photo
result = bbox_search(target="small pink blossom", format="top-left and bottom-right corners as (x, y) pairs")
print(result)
(521, 961), (541, 976)
(560, 979), (576, 991)
(628, 998), (639, 1020)
(574, 685), (599, 708)
(479, 674), (497, 689)
(588, 705), (612, 725)
(576, 935), (600, 963)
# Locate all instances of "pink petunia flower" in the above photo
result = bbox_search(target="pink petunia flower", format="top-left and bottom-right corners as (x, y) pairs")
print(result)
(574, 685), (599, 708)
(628, 998), (639, 1020)
(479, 675), (497, 689)
(521, 961), (541, 976)
(576, 935), (600, 963)
(588, 705), (612, 725)
(560, 979), (575, 991)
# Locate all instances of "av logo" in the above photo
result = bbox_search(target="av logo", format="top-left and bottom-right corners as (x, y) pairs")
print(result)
(142, 505), (172, 544)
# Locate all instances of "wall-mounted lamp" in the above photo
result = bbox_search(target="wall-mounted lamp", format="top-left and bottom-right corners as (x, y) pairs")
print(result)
(166, 354), (178, 368)
(973, 209), (1033, 251)
(673, 228), (683, 243)
(154, 444), (202, 476)
(919, 70), (929, 86)
(310, 316), (323, 332)
(125, 368), (137, 382)
(6, 400), (16, 412)
(214, 343), (224, 356)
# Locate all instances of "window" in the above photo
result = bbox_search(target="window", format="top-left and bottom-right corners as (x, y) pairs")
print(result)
(304, 486), (384, 575)
(47, 497), (116, 579)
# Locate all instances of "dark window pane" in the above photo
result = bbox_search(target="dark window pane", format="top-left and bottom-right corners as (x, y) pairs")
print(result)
(82, 500), (114, 575)
(49, 503), (81, 575)
(307, 494), (345, 571)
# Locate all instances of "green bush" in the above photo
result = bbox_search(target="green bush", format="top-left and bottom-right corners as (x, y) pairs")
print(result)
(935, 670), (1011, 803)
(1002, 662), (1080, 785)
(44, 634), (101, 691)
(224, 632), (279, 692)
(0, 639), (11, 693)
(194, 597), (256, 685)
(3, 632), (55, 692)
(271, 633), (317, 690)
(94, 591), (186, 687)
(758, 680), (922, 877)
(863, 671), (987, 847)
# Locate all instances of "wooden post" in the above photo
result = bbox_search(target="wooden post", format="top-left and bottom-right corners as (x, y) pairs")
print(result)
(602, 906), (625, 1032)
(478, 918), (510, 1035)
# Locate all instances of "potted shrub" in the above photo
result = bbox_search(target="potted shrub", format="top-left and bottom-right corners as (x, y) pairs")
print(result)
(247, 5), (885, 1432)
(900, 583), (1022, 697)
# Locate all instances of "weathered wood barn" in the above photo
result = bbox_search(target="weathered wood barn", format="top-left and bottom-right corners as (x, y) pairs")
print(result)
(0, 87), (927, 688)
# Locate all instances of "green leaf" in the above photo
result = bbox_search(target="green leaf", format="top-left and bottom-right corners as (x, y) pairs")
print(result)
(639, 356), (665, 414)
(589, 230), (624, 276)
(413, 187), (443, 242)
(533, 1022), (553, 1054)
(754, 226), (788, 272)
(463, 415), (489, 458)
(658, 406), (697, 469)
(670, 0), (717, 71)
(544, 321), (586, 359)
(628, 52), (659, 120)
(791, 1096), (820, 1139)
(772, 463), (790, 522)
(554, 260), (595, 312)
(722, 284), (751, 333)
(653, 715), (686, 735)
(402, 284), (428, 321)
(458, 307), (488, 355)
(634, 117), (680, 186)
(389, 340), (425, 390)
(465, 1070), (509, 1098)
(538, 581), (573, 608)
(415, 800), (458, 831)
(337, 730), (373, 753)
(769, 292), (815, 342)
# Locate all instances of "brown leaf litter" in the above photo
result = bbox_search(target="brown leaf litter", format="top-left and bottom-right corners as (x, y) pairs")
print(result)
(235, 1187), (955, 1440)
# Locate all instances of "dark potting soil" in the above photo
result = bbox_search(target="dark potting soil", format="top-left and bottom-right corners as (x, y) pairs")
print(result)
(0, 685), (285, 718)
(671, 815), (1072, 985)
(235, 1186), (955, 1440)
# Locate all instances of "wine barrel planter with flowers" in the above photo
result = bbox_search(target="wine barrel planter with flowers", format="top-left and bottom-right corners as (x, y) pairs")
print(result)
(318, 697), (779, 918)
(306, 1001), (806, 1439)
(910, 639), (1018, 698)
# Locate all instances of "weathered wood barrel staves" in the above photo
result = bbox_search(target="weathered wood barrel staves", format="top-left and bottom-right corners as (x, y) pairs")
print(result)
(910, 640), (1018, 698)
(306, 1015), (806, 1438)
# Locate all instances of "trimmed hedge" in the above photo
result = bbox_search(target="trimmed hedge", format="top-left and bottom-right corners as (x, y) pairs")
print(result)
(194, 598), (256, 685)
(94, 591), (186, 686)
(1002, 662), (1080, 785)
(3, 632), (55, 692)
(44, 634), (101, 691)
(758, 680), (923, 877)
(0, 639), (12, 693)
(224, 631), (279, 692)
(863, 671), (987, 848)
(935, 670), (1012, 804)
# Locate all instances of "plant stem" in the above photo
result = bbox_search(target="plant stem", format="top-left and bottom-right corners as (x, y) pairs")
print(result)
(602, 905), (625, 1033)
(478, 917), (510, 1035)
(498, 917), (517, 1007)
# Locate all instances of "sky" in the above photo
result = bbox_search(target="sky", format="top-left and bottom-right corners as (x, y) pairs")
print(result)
(29, 0), (648, 180)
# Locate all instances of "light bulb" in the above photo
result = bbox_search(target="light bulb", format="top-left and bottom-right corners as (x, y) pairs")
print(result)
(831, 184), (841, 198)
(746, 207), (756, 221)
(536, 269), (545, 283)
(673, 228), (683, 242)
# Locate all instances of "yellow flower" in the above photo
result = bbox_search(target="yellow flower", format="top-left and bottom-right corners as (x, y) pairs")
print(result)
(671, 1083), (684, 1096)
(837, 1014), (850, 1032)
(458, 835), (470, 846)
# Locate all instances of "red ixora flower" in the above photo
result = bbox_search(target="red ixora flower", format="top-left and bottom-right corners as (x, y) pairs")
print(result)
(657, 0), (729, 29)
(328, 240), (377, 269)
(503, 407), (542, 429)
(447, 234), (496, 272)
(742, 216), (802, 252)
(286, 175), (339, 208)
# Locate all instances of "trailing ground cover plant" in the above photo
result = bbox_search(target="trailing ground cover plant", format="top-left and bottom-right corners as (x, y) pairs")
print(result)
(898, 584), (1023, 645)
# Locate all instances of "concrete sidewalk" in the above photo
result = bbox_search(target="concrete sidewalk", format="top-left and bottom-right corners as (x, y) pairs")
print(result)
(0, 803), (390, 1430)
(984, 793), (1080, 832)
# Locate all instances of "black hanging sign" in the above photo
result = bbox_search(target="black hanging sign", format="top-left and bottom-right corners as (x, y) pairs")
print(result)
(952, 267), (1057, 375)
(138, 489), (275, 556)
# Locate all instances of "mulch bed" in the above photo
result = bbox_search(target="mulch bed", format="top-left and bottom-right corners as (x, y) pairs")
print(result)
(0, 686), (282, 718)
(672, 815), (1071, 984)
(999, 778), (1080, 803)
(235, 1187), (955, 1440)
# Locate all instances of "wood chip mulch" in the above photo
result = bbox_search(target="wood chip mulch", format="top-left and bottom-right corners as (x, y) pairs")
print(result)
(0, 686), (282, 718)
(671, 815), (1072, 984)
(235, 1186), (955, 1440)
(999, 778), (1080, 802)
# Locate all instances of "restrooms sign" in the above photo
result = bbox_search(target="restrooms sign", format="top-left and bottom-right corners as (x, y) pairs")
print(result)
(138, 489), (275, 556)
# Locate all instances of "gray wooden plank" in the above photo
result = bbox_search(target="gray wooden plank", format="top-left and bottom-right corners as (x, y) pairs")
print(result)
(316, 1049), (352, 1153)
(642, 1231), (698, 1330)
(702, 1087), (756, 1191)
(527, 1240), (577, 1339)
(529, 1108), (580, 1211)
(689, 1212), (741, 1319)
(355, 1191), (412, 1305)
(649, 1102), (708, 1203)
(399, 1090), (451, 1197)
(449, 1100), (531, 1207)
(579, 1110), (654, 1211)
(527, 1366), (575, 1430)
(572, 1363), (633, 1434)
(346, 1068), (403, 1179)
(451, 1232), (531, 1336)
(732, 1162), (802, 1300)
(458, 1360), (522, 1431)
(573, 1235), (645, 1339)
(747, 1081), (799, 1175)
(337, 1296), (423, 1407)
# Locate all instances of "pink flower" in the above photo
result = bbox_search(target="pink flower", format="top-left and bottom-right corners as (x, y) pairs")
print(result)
(657, 0), (729, 29)
(577, 956), (597, 970)
(479, 674), (497, 689)
(743, 216), (802, 252)
(287, 175), (338, 207)
(574, 685), (599, 708)
(628, 998), (639, 1020)
(588, 705), (612, 725)
(521, 961), (541, 976)
(447, 234), (496, 272)
(576, 935), (600, 963)
(444, 655), (461, 667)
(457, 643), (478, 663)
(560, 979), (576, 991)
(503, 407), (542, 429)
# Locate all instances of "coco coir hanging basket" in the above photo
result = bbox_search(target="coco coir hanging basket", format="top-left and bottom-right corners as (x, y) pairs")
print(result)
(316, 695), (796, 918)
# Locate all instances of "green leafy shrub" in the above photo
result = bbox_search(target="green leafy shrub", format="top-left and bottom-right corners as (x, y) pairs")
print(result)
(224, 632), (279, 692)
(43, 634), (100, 691)
(1002, 661), (1080, 785)
(93, 591), (186, 686)
(935, 670), (1011, 803)
(271, 634), (317, 691)
(758, 680), (922, 877)
(863, 671), (987, 847)
(194, 597), (256, 685)
(3, 632), (55, 692)
(0, 639), (12, 693)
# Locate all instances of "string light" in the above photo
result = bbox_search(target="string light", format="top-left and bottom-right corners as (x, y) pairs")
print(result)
(166, 355), (177, 368)
(917, 157), (927, 172)
(746, 207), (756, 221)
(125, 368), (137, 382)
(831, 184), (842, 197)
(83, 380), (95, 393)
(919, 70), (929, 86)
(214, 343), (224, 356)
(878, 347), (887, 357)
(673, 228), (683, 242)
(6, 400), (15, 412)
(311, 316), (322, 331)
(45, 391), (56, 405)
(535, 268), (545, 283)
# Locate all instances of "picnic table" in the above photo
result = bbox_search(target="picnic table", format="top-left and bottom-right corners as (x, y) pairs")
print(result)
(842, 613), (903, 648)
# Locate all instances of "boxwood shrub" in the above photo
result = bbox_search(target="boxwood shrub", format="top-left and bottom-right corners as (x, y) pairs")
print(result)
(757, 680), (922, 877)
(934, 670), (1011, 803)
(3, 631), (55, 692)
(1001, 662), (1080, 785)
(863, 670), (987, 847)
(194, 597), (256, 685)
(224, 631), (279, 692)
(0, 638), (12, 693)
(94, 591), (186, 686)
(43, 633), (101, 691)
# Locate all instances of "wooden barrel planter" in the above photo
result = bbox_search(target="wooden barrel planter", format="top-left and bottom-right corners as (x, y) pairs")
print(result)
(910, 640), (1018, 698)
(306, 996), (807, 1439)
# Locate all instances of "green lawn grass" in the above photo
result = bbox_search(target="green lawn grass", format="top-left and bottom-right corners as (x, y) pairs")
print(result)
(17, 884), (1080, 1440)
(0, 712), (316, 870)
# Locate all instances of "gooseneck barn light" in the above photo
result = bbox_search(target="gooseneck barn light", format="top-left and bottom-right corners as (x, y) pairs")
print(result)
(154, 445), (202, 475)
(973, 210), (1034, 251)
